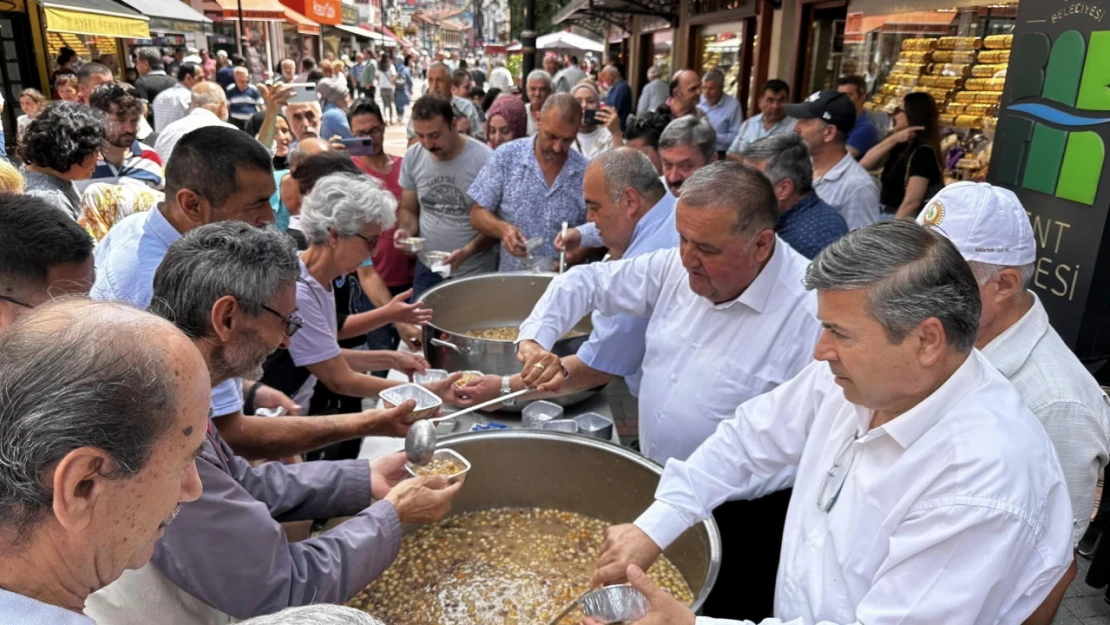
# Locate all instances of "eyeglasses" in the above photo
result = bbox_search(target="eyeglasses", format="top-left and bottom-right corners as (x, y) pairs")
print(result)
(0, 294), (32, 309)
(261, 305), (303, 337)
(355, 127), (385, 137)
(816, 431), (861, 513)
(353, 233), (380, 252)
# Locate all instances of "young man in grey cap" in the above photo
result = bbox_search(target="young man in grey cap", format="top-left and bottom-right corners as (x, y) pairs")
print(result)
(787, 89), (880, 231)
(918, 181), (1110, 624)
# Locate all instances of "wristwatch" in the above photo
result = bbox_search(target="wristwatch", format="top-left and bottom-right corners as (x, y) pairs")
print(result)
(500, 375), (517, 407)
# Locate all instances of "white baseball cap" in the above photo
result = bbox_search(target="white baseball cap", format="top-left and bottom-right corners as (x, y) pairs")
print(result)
(916, 181), (1036, 266)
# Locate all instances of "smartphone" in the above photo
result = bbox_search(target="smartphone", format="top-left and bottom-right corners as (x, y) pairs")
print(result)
(287, 82), (317, 103)
(584, 109), (599, 125)
(341, 137), (374, 156)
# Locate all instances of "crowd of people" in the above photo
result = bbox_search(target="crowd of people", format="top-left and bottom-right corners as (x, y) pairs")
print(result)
(0, 39), (1105, 625)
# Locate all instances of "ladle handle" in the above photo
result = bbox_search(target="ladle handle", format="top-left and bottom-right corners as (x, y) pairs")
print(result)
(559, 221), (568, 274)
(432, 387), (532, 423)
(430, 337), (464, 353)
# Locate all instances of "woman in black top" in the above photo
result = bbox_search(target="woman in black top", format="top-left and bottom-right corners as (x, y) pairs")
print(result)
(860, 92), (944, 220)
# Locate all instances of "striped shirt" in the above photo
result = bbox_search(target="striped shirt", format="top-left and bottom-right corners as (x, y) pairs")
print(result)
(226, 84), (263, 123)
(82, 141), (164, 192)
(151, 83), (191, 132)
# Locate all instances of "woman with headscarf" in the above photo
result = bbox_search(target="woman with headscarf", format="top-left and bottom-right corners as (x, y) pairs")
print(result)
(484, 94), (527, 150)
(570, 81), (622, 159)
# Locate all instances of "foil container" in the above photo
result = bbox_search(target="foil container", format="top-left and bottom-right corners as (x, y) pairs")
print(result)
(413, 368), (448, 385)
(580, 585), (649, 623)
(380, 383), (442, 423)
(541, 419), (579, 433)
(522, 400), (564, 428)
(574, 412), (614, 440)
(397, 237), (425, 252)
(404, 448), (471, 484)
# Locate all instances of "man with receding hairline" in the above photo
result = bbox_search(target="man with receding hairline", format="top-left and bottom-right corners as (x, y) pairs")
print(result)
(154, 81), (235, 162)
(470, 93), (590, 272)
(406, 62), (483, 142)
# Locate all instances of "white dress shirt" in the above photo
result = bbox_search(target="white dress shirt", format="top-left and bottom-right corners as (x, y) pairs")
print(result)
(518, 241), (820, 464)
(981, 292), (1110, 546)
(151, 83), (191, 132)
(154, 107), (237, 164)
(637, 353), (1074, 625)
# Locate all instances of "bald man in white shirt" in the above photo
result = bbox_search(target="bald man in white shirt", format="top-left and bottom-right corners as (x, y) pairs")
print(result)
(514, 161), (821, 618)
(591, 220), (1073, 625)
(917, 182), (1110, 625)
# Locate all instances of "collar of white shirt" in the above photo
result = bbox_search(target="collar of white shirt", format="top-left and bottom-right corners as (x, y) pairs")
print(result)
(715, 237), (787, 313)
(818, 152), (855, 183)
(981, 291), (1048, 378)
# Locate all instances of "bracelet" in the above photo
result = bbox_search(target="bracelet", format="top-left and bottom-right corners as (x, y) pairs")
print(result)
(244, 381), (263, 414)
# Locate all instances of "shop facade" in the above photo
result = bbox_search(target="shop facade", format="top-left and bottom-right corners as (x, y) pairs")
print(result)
(199, 0), (285, 78)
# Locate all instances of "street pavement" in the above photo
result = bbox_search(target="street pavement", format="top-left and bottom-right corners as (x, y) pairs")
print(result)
(368, 76), (1110, 625)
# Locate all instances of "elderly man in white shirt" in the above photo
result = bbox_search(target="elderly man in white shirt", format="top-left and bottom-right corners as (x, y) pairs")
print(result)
(515, 161), (821, 618)
(589, 219), (1074, 625)
(917, 181), (1110, 624)
(154, 81), (234, 163)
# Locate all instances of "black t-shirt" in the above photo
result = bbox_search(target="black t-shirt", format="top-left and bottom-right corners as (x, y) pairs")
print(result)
(880, 141), (942, 211)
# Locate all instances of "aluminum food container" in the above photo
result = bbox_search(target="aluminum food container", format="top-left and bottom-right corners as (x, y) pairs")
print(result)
(380, 383), (442, 423)
(413, 368), (448, 385)
(418, 273), (596, 411)
(522, 400), (564, 428)
(404, 448), (471, 484)
(575, 412), (614, 440)
(397, 237), (425, 252)
(542, 419), (579, 433)
(580, 584), (649, 623)
(420, 250), (450, 266)
(418, 431), (720, 611)
(524, 236), (545, 255)
(454, 370), (483, 388)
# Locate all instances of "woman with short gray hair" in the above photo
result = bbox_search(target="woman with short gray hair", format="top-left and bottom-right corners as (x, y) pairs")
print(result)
(273, 172), (460, 418)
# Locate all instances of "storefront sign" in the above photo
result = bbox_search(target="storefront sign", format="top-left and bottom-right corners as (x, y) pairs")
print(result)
(282, 0), (341, 25)
(148, 17), (209, 34)
(44, 6), (149, 38)
(342, 3), (358, 24)
(989, 0), (1110, 358)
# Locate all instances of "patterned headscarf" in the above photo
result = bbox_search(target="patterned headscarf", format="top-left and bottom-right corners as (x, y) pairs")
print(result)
(485, 94), (528, 145)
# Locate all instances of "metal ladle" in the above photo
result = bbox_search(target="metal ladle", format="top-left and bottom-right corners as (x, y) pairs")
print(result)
(405, 387), (532, 465)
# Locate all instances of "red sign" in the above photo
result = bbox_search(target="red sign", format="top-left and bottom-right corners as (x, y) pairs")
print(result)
(281, 0), (341, 25)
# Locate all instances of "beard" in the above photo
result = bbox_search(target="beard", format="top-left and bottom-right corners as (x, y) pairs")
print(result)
(211, 330), (272, 382)
(109, 134), (135, 148)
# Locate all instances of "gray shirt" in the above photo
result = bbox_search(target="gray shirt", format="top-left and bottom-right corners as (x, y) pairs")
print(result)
(554, 66), (587, 93)
(0, 588), (94, 624)
(23, 170), (81, 220)
(813, 152), (881, 231)
(87, 424), (400, 621)
(637, 79), (670, 115)
(400, 137), (498, 277)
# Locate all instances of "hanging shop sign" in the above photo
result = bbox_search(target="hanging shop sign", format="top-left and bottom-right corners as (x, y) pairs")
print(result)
(988, 0), (1110, 358)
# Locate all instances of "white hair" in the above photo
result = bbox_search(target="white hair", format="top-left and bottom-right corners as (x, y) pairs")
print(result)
(237, 605), (384, 625)
(233, 66), (249, 76)
(967, 260), (1036, 289)
(300, 173), (397, 246)
(526, 69), (552, 89)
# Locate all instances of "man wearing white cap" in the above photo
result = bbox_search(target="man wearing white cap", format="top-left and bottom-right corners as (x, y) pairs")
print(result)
(918, 181), (1110, 622)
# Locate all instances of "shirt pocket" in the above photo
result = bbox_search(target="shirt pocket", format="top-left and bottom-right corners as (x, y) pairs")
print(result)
(704, 362), (774, 424)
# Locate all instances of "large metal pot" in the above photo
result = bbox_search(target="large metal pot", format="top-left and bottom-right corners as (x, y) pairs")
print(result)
(418, 273), (597, 410)
(437, 430), (721, 611)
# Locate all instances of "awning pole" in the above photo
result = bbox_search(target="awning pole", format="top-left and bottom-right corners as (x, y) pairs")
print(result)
(237, 0), (245, 57)
(522, 0), (536, 80)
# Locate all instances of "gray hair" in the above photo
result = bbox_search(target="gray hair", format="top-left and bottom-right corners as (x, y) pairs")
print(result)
(805, 220), (981, 352)
(238, 605), (384, 625)
(702, 68), (725, 85)
(190, 82), (226, 111)
(0, 300), (179, 536)
(647, 65), (660, 80)
(595, 148), (666, 204)
(967, 261), (1036, 289)
(149, 222), (299, 340)
(659, 116), (716, 164)
(233, 66), (249, 77)
(526, 69), (553, 89)
(300, 173), (397, 246)
(679, 161), (778, 237)
(741, 132), (814, 195)
(136, 46), (164, 70)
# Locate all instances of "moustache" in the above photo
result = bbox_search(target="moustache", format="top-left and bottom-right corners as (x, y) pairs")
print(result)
(159, 504), (184, 530)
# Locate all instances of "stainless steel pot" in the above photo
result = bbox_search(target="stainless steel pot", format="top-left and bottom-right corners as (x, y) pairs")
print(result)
(436, 430), (721, 611)
(418, 273), (597, 410)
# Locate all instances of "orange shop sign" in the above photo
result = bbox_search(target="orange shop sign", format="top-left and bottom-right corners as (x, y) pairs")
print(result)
(281, 0), (341, 25)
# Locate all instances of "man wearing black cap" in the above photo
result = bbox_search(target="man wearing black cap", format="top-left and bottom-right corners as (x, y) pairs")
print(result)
(787, 90), (880, 231)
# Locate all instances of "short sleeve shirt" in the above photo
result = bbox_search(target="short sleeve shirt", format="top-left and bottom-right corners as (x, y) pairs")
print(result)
(468, 136), (589, 272)
(288, 259), (342, 408)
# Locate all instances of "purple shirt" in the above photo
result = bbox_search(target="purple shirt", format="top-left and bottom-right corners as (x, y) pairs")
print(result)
(288, 259), (341, 407)
(468, 136), (588, 272)
(149, 424), (400, 619)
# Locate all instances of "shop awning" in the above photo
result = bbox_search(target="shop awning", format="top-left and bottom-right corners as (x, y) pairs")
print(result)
(206, 0), (286, 22)
(553, 0), (677, 31)
(330, 23), (383, 41)
(281, 0), (341, 26)
(508, 30), (604, 53)
(115, 0), (211, 34)
(41, 0), (150, 38)
(283, 6), (319, 35)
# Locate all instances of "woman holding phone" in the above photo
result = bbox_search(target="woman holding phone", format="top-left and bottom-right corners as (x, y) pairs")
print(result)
(859, 92), (943, 220)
